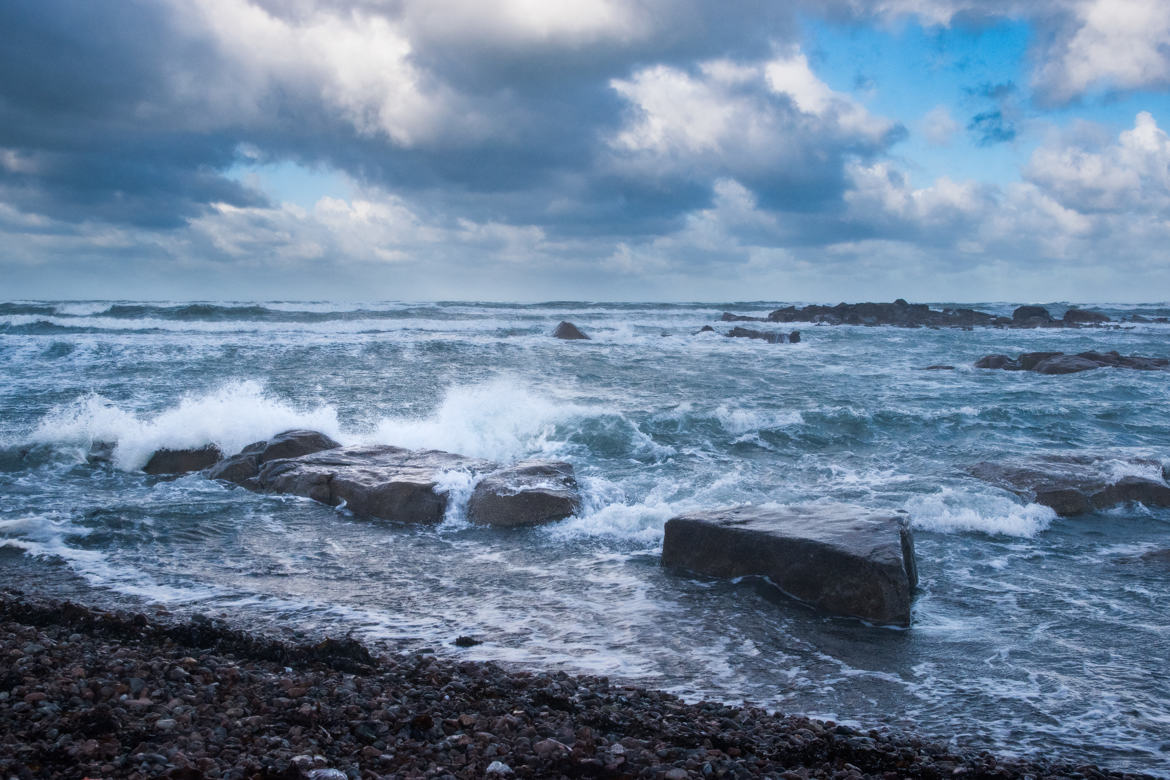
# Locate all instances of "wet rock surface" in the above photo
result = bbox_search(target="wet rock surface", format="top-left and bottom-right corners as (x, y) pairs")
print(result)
(0, 591), (1149, 780)
(725, 327), (800, 344)
(206, 430), (342, 486)
(467, 461), (582, 528)
(552, 321), (589, 340)
(974, 351), (1169, 374)
(717, 301), (1115, 329)
(661, 506), (918, 627)
(970, 454), (1170, 516)
(255, 445), (494, 524)
(142, 445), (224, 476)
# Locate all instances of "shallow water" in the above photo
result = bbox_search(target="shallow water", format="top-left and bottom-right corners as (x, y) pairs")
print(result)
(2, 300), (1168, 774)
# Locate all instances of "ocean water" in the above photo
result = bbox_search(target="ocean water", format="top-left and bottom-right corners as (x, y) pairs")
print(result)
(1, 300), (1169, 774)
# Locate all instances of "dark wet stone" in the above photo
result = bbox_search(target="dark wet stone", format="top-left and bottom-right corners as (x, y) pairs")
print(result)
(143, 445), (223, 475)
(974, 351), (1169, 374)
(206, 429), (341, 485)
(1012, 305), (1053, 324)
(918, 365), (954, 370)
(256, 445), (491, 523)
(1063, 308), (1111, 325)
(662, 505), (917, 627)
(762, 301), (999, 328)
(552, 321), (589, 340)
(970, 454), (1170, 516)
(86, 441), (116, 465)
(726, 327), (788, 344)
(467, 461), (581, 527)
(454, 636), (482, 647)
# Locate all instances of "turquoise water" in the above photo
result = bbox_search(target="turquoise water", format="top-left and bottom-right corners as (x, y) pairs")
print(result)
(1, 300), (1168, 774)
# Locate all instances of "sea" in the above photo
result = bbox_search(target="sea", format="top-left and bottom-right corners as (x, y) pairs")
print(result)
(1, 300), (1168, 775)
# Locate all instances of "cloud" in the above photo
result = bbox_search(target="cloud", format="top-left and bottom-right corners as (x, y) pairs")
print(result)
(921, 105), (960, 146)
(967, 110), (1017, 146)
(1024, 111), (1170, 213)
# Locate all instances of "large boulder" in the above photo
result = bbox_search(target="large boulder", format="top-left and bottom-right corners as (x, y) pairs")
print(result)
(970, 454), (1170, 516)
(467, 461), (581, 527)
(143, 444), (223, 475)
(726, 327), (788, 344)
(207, 429), (341, 486)
(552, 321), (589, 340)
(255, 445), (492, 524)
(1011, 305), (1054, 326)
(661, 505), (918, 627)
(1063, 308), (1110, 325)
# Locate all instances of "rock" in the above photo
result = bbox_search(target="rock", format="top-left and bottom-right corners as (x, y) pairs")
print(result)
(143, 444), (223, 475)
(1063, 308), (1110, 325)
(720, 312), (766, 322)
(661, 505), (917, 626)
(206, 429), (342, 485)
(467, 461), (581, 527)
(255, 445), (491, 523)
(695, 325), (716, 334)
(970, 454), (1170, 516)
(552, 321), (589, 340)
(974, 351), (1169, 374)
(1012, 305), (1053, 325)
(788, 330), (800, 343)
(726, 327), (787, 344)
(86, 440), (116, 465)
(454, 636), (481, 647)
(919, 365), (954, 370)
(485, 761), (514, 776)
(764, 301), (998, 328)
(1138, 549), (1170, 565)
(1032, 355), (1103, 374)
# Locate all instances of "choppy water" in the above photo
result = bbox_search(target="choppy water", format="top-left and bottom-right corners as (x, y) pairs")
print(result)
(2, 300), (1169, 774)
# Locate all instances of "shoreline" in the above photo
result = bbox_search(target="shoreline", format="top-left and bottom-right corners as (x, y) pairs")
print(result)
(0, 590), (1154, 779)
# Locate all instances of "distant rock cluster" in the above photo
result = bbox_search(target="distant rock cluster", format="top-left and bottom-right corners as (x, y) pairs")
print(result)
(720, 300), (1124, 329)
(975, 350), (1169, 374)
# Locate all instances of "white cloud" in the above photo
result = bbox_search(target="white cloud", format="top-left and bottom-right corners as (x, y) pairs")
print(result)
(1025, 112), (1170, 213)
(921, 105), (960, 146)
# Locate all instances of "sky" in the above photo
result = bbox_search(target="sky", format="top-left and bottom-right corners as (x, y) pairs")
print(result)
(2, 0), (1170, 302)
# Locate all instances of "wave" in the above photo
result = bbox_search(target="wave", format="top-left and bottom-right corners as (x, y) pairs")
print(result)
(905, 487), (1056, 537)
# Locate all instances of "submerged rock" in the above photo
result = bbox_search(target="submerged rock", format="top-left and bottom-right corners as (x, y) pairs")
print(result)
(467, 461), (581, 527)
(970, 454), (1170, 516)
(662, 505), (917, 627)
(552, 321), (589, 340)
(143, 444), (223, 475)
(206, 429), (341, 485)
(974, 350), (1169, 374)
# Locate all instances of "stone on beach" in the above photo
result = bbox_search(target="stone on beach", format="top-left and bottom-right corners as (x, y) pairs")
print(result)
(552, 321), (589, 340)
(142, 444), (223, 475)
(661, 505), (918, 627)
(467, 461), (582, 527)
(970, 454), (1170, 516)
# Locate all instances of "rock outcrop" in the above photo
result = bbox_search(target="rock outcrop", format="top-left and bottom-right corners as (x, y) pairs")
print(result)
(970, 454), (1170, 516)
(206, 429), (342, 486)
(725, 327), (800, 344)
(1063, 307), (1111, 325)
(207, 434), (582, 527)
(143, 444), (223, 475)
(467, 461), (581, 527)
(974, 351), (1169, 374)
(715, 301), (1115, 329)
(552, 321), (589, 340)
(661, 505), (918, 627)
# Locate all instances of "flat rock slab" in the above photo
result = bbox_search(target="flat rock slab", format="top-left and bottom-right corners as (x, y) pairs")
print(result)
(662, 505), (917, 627)
(970, 454), (1170, 516)
(467, 461), (581, 527)
(975, 351), (1168, 374)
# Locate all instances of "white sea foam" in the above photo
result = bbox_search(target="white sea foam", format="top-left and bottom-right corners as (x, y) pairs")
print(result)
(28, 381), (344, 470)
(366, 377), (594, 462)
(713, 405), (803, 434)
(905, 487), (1056, 537)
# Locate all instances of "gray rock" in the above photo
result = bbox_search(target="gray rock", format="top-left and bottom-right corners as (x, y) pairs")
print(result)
(143, 444), (223, 475)
(726, 327), (788, 344)
(1063, 307), (1110, 325)
(661, 505), (917, 627)
(1032, 355), (1103, 374)
(467, 461), (581, 527)
(970, 454), (1170, 516)
(207, 429), (341, 485)
(256, 445), (492, 523)
(552, 321), (589, 340)
(1012, 305), (1053, 324)
(974, 350), (1169, 374)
